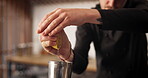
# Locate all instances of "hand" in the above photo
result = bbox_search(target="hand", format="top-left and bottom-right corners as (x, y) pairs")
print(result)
(37, 8), (101, 36)
(40, 30), (71, 60)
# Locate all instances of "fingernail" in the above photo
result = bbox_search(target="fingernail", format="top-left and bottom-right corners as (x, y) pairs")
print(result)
(37, 28), (41, 33)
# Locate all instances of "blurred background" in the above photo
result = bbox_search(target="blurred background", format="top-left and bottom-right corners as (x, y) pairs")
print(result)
(0, 0), (99, 78)
(0, 0), (148, 78)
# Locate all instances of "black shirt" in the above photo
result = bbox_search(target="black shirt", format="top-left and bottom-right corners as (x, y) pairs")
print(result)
(72, 1), (148, 78)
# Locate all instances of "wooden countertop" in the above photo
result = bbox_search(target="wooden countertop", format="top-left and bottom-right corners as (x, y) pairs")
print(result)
(6, 55), (96, 72)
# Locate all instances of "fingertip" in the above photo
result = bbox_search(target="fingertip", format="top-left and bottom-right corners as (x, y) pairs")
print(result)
(37, 28), (42, 33)
(42, 32), (47, 36)
(37, 30), (40, 34)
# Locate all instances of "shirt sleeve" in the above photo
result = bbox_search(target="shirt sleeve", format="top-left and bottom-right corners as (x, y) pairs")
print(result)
(98, 4), (148, 33)
(72, 23), (93, 74)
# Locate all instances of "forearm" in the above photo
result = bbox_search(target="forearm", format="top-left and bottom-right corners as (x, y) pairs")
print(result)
(72, 50), (88, 74)
(84, 9), (102, 24)
(98, 8), (148, 33)
(71, 24), (92, 74)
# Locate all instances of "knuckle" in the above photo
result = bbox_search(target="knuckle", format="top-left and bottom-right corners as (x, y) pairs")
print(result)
(61, 12), (67, 17)
(55, 8), (61, 11)
(45, 14), (49, 18)
(53, 28), (59, 34)
(57, 8), (64, 13)
(59, 24), (65, 29)
(51, 20), (57, 26)
(65, 16), (71, 22)
(58, 23), (65, 29)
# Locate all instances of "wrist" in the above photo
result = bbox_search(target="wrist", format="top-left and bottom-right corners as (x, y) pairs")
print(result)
(85, 9), (101, 24)
(58, 43), (74, 62)
(59, 49), (74, 63)
(65, 50), (74, 62)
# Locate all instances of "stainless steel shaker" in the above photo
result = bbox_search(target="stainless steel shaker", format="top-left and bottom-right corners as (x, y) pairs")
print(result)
(48, 61), (72, 78)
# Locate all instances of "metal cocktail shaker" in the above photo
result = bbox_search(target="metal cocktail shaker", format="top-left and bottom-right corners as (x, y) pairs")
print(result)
(48, 61), (72, 78)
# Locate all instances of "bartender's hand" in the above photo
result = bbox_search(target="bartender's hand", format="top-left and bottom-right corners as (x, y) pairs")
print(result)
(37, 8), (101, 36)
(39, 30), (72, 61)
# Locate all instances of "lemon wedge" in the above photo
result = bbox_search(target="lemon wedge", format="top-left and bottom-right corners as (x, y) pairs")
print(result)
(52, 34), (62, 50)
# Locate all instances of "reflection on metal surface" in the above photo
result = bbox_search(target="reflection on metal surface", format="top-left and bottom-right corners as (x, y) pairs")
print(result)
(48, 61), (72, 78)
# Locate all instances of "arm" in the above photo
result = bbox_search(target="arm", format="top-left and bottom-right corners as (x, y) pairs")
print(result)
(99, 8), (148, 33)
(37, 8), (101, 36)
(37, 2), (148, 35)
(72, 23), (93, 74)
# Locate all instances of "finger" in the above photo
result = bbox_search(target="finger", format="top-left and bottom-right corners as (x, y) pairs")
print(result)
(38, 8), (60, 27)
(42, 13), (66, 36)
(38, 13), (59, 34)
(49, 17), (69, 36)
(41, 41), (56, 47)
(43, 46), (57, 55)
(38, 12), (54, 26)
(40, 35), (57, 42)
(37, 9), (60, 33)
(38, 13), (55, 33)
